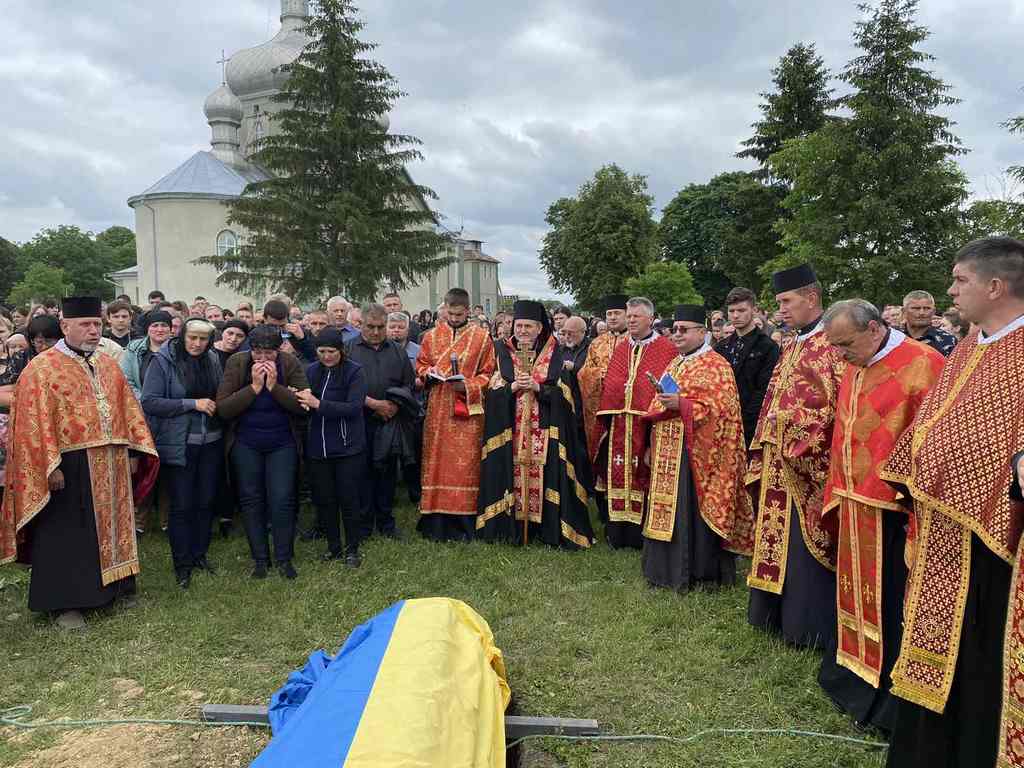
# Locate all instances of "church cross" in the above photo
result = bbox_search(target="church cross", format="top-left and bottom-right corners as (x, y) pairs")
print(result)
(217, 50), (230, 83)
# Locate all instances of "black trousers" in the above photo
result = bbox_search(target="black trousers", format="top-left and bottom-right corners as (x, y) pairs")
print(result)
(232, 441), (298, 565)
(886, 534), (1010, 768)
(165, 441), (223, 571)
(360, 421), (398, 537)
(309, 454), (365, 554)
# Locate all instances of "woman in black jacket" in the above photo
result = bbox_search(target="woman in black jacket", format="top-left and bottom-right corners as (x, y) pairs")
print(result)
(296, 329), (368, 567)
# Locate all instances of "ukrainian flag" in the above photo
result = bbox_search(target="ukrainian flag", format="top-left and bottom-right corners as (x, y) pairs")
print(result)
(254, 598), (511, 767)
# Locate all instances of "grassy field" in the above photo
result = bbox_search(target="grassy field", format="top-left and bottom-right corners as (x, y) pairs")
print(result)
(0, 501), (887, 767)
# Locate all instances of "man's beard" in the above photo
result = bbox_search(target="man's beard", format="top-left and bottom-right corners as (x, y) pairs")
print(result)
(448, 317), (468, 329)
(78, 341), (99, 352)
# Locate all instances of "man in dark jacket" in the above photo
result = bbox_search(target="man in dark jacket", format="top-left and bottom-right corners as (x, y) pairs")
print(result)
(714, 287), (780, 446)
(345, 304), (416, 539)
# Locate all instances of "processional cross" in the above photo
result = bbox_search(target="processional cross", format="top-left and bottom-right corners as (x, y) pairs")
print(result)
(515, 340), (538, 545)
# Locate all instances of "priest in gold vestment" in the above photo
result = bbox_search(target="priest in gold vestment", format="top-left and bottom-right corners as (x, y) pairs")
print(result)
(879, 238), (1024, 768)
(816, 299), (944, 734)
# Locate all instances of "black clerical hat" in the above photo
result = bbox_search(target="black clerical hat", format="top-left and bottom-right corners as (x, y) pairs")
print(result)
(601, 294), (629, 313)
(513, 300), (547, 324)
(673, 304), (707, 326)
(771, 263), (818, 294)
(61, 296), (102, 318)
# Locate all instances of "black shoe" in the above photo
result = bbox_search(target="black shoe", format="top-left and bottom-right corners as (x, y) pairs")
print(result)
(300, 527), (325, 542)
(345, 551), (362, 569)
(278, 562), (298, 580)
(194, 556), (216, 575)
(251, 562), (268, 580)
(320, 550), (344, 562)
(175, 568), (192, 589)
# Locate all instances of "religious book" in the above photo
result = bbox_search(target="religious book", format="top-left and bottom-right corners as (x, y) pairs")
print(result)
(428, 371), (465, 383)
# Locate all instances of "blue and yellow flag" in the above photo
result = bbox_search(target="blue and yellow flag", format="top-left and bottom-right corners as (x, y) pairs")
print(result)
(254, 598), (511, 767)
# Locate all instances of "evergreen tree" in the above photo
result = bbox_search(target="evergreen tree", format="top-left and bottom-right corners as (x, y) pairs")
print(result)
(198, 0), (451, 303)
(737, 43), (834, 181)
(768, 0), (968, 304)
(538, 164), (657, 310)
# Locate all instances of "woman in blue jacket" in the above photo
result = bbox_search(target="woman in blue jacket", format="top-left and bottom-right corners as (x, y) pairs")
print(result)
(295, 328), (368, 567)
(141, 318), (224, 589)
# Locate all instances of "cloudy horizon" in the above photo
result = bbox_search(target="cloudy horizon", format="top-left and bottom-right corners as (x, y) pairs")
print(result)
(2, 0), (1022, 301)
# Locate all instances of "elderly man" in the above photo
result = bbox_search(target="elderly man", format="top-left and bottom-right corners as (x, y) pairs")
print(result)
(879, 237), (1024, 768)
(559, 315), (590, 372)
(900, 290), (958, 357)
(345, 305), (416, 540)
(387, 311), (420, 366)
(747, 264), (847, 650)
(1, 297), (158, 629)
(817, 299), (944, 734)
(382, 292), (422, 344)
(642, 305), (753, 590)
(595, 297), (679, 549)
(326, 296), (360, 343)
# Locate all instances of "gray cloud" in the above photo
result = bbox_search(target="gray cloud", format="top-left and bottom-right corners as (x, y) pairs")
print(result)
(2, 0), (1022, 300)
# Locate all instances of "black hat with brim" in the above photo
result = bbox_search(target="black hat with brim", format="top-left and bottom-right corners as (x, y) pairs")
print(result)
(61, 296), (102, 319)
(673, 304), (707, 325)
(771, 263), (818, 294)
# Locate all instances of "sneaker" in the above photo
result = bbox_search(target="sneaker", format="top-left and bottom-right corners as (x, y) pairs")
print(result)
(194, 556), (216, 575)
(320, 550), (344, 562)
(55, 610), (87, 631)
(278, 562), (298, 580)
(251, 562), (268, 580)
(175, 568), (192, 590)
(345, 551), (362, 569)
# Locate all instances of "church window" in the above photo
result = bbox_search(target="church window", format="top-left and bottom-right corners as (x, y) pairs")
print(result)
(216, 229), (238, 257)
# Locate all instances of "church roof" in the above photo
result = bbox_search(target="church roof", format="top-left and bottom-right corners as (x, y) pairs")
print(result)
(127, 151), (270, 207)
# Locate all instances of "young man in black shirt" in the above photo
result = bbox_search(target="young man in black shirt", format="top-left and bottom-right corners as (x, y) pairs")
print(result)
(714, 287), (781, 446)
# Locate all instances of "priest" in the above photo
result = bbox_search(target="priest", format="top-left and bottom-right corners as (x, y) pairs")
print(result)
(1002, 450), (1024, 768)
(816, 299), (944, 734)
(594, 297), (679, 549)
(880, 237), (1024, 768)
(415, 288), (497, 542)
(1, 297), (158, 630)
(747, 264), (847, 649)
(577, 295), (630, 525)
(476, 300), (594, 548)
(642, 305), (754, 591)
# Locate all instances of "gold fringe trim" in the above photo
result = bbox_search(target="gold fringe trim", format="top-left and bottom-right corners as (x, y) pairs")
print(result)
(482, 429), (512, 459)
(100, 560), (139, 587)
(560, 520), (591, 549)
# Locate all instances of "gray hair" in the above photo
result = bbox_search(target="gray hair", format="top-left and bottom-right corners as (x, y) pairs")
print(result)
(823, 299), (882, 331)
(326, 296), (351, 311)
(902, 290), (934, 306)
(387, 312), (409, 326)
(362, 302), (388, 321)
(626, 296), (655, 316)
(182, 318), (216, 336)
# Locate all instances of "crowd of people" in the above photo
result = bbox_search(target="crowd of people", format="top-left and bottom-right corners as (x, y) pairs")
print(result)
(0, 235), (1022, 768)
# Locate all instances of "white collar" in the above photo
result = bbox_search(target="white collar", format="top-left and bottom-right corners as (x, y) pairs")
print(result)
(629, 332), (658, 348)
(868, 328), (906, 366)
(797, 319), (824, 342)
(685, 341), (712, 360)
(977, 313), (1024, 346)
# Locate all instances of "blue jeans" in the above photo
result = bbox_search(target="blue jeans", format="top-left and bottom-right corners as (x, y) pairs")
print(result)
(165, 440), (223, 571)
(231, 441), (298, 565)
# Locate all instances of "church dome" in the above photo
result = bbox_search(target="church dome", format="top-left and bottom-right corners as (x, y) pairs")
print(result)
(226, 1), (310, 97)
(204, 83), (243, 124)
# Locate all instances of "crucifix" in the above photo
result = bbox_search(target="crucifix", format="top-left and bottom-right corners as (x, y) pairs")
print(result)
(515, 339), (537, 545)
(217, 50), (230, 84)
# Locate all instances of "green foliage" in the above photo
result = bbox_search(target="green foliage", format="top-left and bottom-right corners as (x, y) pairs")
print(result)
(0, 236), (24, 302)
(1004, 115), (1024, 184)
(198, 0), (451, 304)
(961, 198), (1024, 242)
(539, 164), (657, 311)
(624, 261), (703, 316)
(737, 42), (834, 181)
(17, 225), (133, 298)
(768, 0), (968, 305)
(659, 172), (787, 309)
(7, 263), (70, 307)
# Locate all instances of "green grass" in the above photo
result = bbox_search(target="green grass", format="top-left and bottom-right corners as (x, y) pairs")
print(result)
(0, 501), (886, 767)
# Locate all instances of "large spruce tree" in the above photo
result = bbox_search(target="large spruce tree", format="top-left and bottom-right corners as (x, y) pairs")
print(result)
(199, 0), (451, 303)
(769, 0), (968, 304)
(737, 42), (834, 182)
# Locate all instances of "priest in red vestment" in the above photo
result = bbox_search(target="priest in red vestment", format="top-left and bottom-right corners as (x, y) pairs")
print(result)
(878, 237), (1024, 768)
(415, 288), (497, 542)
(1, 297), (158, 630)
(594, 297), (679, 549)
(1002, 449), (1024, 768)
(816, 299), (944, 734)
(642, 305), (754, 591)
(747, 263), (847, 649)
(577, 295), (629, 526)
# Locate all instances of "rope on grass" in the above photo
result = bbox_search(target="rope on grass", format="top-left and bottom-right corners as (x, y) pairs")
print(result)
(4, 704), (888, 752)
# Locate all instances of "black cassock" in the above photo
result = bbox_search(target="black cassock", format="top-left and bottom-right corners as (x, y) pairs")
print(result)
(476, 341), (595, 549)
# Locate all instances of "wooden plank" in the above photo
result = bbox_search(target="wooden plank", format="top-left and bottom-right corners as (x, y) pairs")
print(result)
(201, 704), (601, 738)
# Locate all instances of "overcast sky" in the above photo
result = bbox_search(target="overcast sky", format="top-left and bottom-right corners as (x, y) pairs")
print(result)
(2, 0), (1022, 300)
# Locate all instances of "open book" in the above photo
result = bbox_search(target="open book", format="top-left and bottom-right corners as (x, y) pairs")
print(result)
(428, 371), (465, 383)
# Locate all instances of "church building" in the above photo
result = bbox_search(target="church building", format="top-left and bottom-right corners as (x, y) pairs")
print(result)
(119, 0), (501, 316)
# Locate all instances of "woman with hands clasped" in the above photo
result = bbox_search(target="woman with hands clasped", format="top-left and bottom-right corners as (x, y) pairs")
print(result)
(216, 324), (310, 581)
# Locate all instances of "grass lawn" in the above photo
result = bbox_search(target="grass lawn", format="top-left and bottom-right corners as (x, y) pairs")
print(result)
(0, 501), (887, 767)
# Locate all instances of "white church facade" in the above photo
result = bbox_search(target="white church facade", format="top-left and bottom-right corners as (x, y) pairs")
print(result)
(119, 0), (501, 316)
